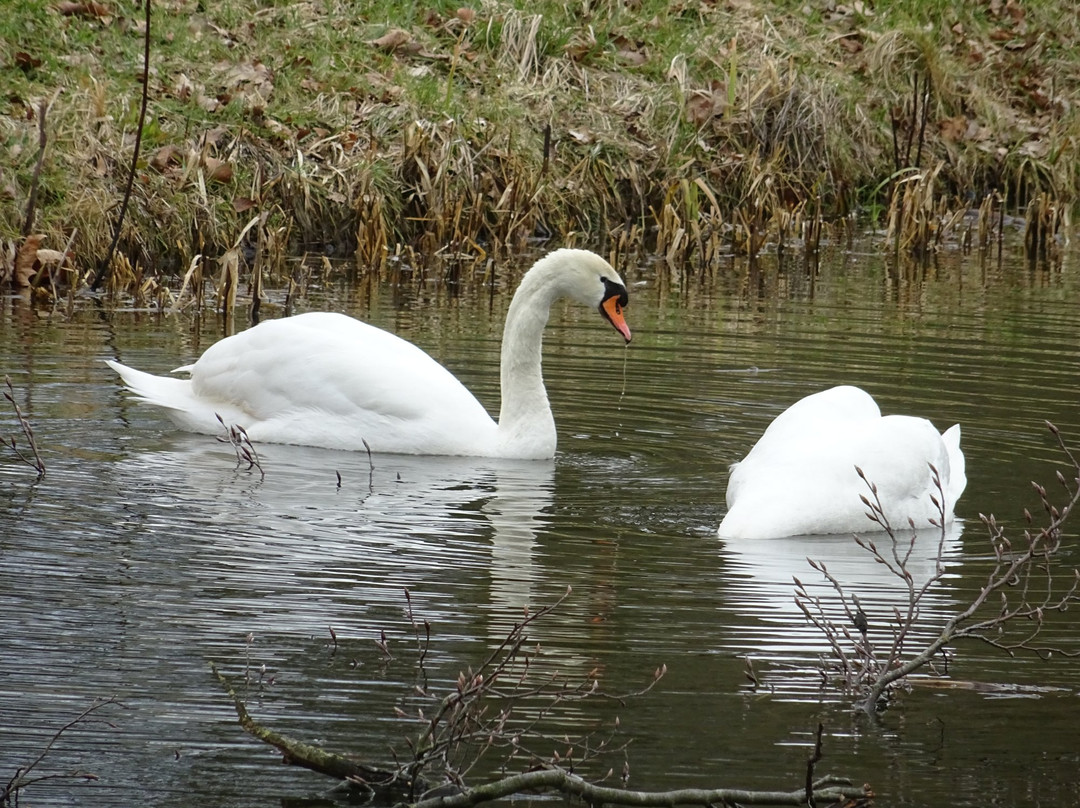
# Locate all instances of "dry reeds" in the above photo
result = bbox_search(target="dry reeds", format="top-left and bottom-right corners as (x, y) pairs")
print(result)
(1024, 192), (1068, 264)
(2, 0), (1075, 298)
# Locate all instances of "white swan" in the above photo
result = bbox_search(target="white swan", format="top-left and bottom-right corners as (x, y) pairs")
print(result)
(106, 248), (631, 459)
(718, 386), (966, 539)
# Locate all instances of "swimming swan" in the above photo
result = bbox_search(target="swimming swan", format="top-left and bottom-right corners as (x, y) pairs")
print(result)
(107, 248), (631, 459)
(718, 386), (965, 539)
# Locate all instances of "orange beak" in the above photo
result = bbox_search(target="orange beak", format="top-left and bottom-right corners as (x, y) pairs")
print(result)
(602, 296), (632, 343)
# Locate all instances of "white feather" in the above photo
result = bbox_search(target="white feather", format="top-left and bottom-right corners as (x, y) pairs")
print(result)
(107, 249), (631, 459)
(718, 386), (966, 539)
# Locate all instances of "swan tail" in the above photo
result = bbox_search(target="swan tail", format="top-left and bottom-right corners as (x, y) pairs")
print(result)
(941, 424), (967, 506)
(106, 359), (232, 435)
(106, 359), (192, 410)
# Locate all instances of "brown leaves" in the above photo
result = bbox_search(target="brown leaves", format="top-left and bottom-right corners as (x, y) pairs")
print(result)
(203, 157), (233, 183)
(14, 52), (43, 72)
(13, 235), (45, 287)
(148, 133), (235, 190)
(215, 60), (274, 109)
(938, 115), (969, 143)
(564, 29), (598, 63)
(685, 81), (727, 126)
(611, 35), (648, 67)
(149, 144), (183, 172)
(55, 1), (110, 18)
(369, 28), (417, 55)
(8, 235), (71, 289)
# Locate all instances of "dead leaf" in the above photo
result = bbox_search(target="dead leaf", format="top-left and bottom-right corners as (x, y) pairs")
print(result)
(938, 115), (968, 142)
(55, 1), (110, 18)
(14, 235), (45, 288)
(173, 73), (196, 101)
(202, 127), (230, 148)
(232, 197), (257, 213)
(612, 34), (647, 65)
(204, 157), (233, 183)
(617, 46), (648, 66)
(837, 35), (863, 54)
(565, 30), (598, 62)
(150, 144), (182, 171)
(14, 52), (43, 72)
(456, 7), (476, 24)
(369, 29), (412, 53)
(35, 249), (68, 266)
(1019, 138), (1049, 160)
(685, 80), (726, 126)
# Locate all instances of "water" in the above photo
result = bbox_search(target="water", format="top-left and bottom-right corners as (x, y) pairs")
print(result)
(2, 239), (1079, 807)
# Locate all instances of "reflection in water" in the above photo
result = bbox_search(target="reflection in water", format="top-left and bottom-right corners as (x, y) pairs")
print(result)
(718, 523), (963, 659)
(3, 237), (1080, 807)
(1, 436), (557, 807)
(111, 438), (555, 624)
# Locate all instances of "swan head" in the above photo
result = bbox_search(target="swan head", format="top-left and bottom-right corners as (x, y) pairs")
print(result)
(538, 248), (632, 343)
(598, 275), (632, 343)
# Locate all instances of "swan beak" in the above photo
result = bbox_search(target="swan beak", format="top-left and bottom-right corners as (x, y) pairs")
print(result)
(601, 296), (632, 343)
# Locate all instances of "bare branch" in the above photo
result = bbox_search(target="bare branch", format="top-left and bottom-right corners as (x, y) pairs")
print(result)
(2, 698), (122, 804)
(215, 414), (264, 478)
(4, 375), (45, 478)
(798, 422), (1080, 713)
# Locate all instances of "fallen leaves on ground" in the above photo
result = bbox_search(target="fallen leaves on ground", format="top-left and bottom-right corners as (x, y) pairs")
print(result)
(55, 1), (110, 18)
(10, 235), (69, 288)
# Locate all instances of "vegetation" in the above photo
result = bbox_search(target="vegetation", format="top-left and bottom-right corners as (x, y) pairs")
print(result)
(1, 0), (1077, 290)
(212, 589), (869, 807)
(795, 422), (1080, 715)
(1, 698), (120, 806)
(197, 425), (1080, 808)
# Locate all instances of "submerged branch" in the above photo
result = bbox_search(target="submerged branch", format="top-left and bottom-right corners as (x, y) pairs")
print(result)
(803, 421), (1080, 714)
(210, 663), (424, 802)
(4, 375), (45, 478)
(210, 664), (866, 808)
(404, 768), (865, 808)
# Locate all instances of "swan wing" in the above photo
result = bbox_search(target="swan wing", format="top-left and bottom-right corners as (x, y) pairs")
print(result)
(721, 387), (964, 538)
(116, 312), (498, 455)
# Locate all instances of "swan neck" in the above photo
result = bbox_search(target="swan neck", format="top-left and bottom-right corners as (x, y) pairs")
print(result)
(496, 267), (558, 454)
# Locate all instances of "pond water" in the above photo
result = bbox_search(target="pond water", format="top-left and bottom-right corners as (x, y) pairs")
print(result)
(2, 236), (1080, 807)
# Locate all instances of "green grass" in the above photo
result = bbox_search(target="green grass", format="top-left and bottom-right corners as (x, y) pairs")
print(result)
(1, 0), (1077, 280)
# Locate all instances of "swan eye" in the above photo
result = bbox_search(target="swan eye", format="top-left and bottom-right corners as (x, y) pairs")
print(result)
(600, 277), (629, 308)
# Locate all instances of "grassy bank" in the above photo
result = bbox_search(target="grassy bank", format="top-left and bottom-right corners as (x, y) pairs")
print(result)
(1, 0), (1077, 287)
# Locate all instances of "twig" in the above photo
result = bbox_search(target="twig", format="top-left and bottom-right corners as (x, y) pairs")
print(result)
(213, 592), (861, 808)
(362, 437), (374, 492)
(21, 96), (57, 237)
(406, 767), (864, 808)
(800, 422), (1080, 714)
(3, 375), (45, 478)
(91, 0), (152, 291)
(2, 698), (122, 804)
(215, 414), (264, 478)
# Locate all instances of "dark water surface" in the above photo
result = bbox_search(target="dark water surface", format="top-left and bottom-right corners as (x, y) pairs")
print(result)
(2, 240), (1080, 807)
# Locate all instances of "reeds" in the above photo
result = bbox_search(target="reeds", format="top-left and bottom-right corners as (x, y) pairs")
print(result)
(1, 0), (1074, 298)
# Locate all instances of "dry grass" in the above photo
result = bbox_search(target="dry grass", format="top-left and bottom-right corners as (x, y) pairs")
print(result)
(1, 0), (1076, 295)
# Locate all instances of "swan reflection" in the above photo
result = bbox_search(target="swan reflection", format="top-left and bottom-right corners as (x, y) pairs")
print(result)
(110, 437), (555, 639)
(718, 522), (964, 658)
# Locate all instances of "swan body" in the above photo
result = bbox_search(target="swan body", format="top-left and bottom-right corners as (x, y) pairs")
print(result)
(107, 249), (631, 459)
(718, 386), (966, 539)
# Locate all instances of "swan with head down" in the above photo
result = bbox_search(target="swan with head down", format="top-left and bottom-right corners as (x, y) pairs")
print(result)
(107, 248), (631, 459)
(718, 385), (966, 539)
